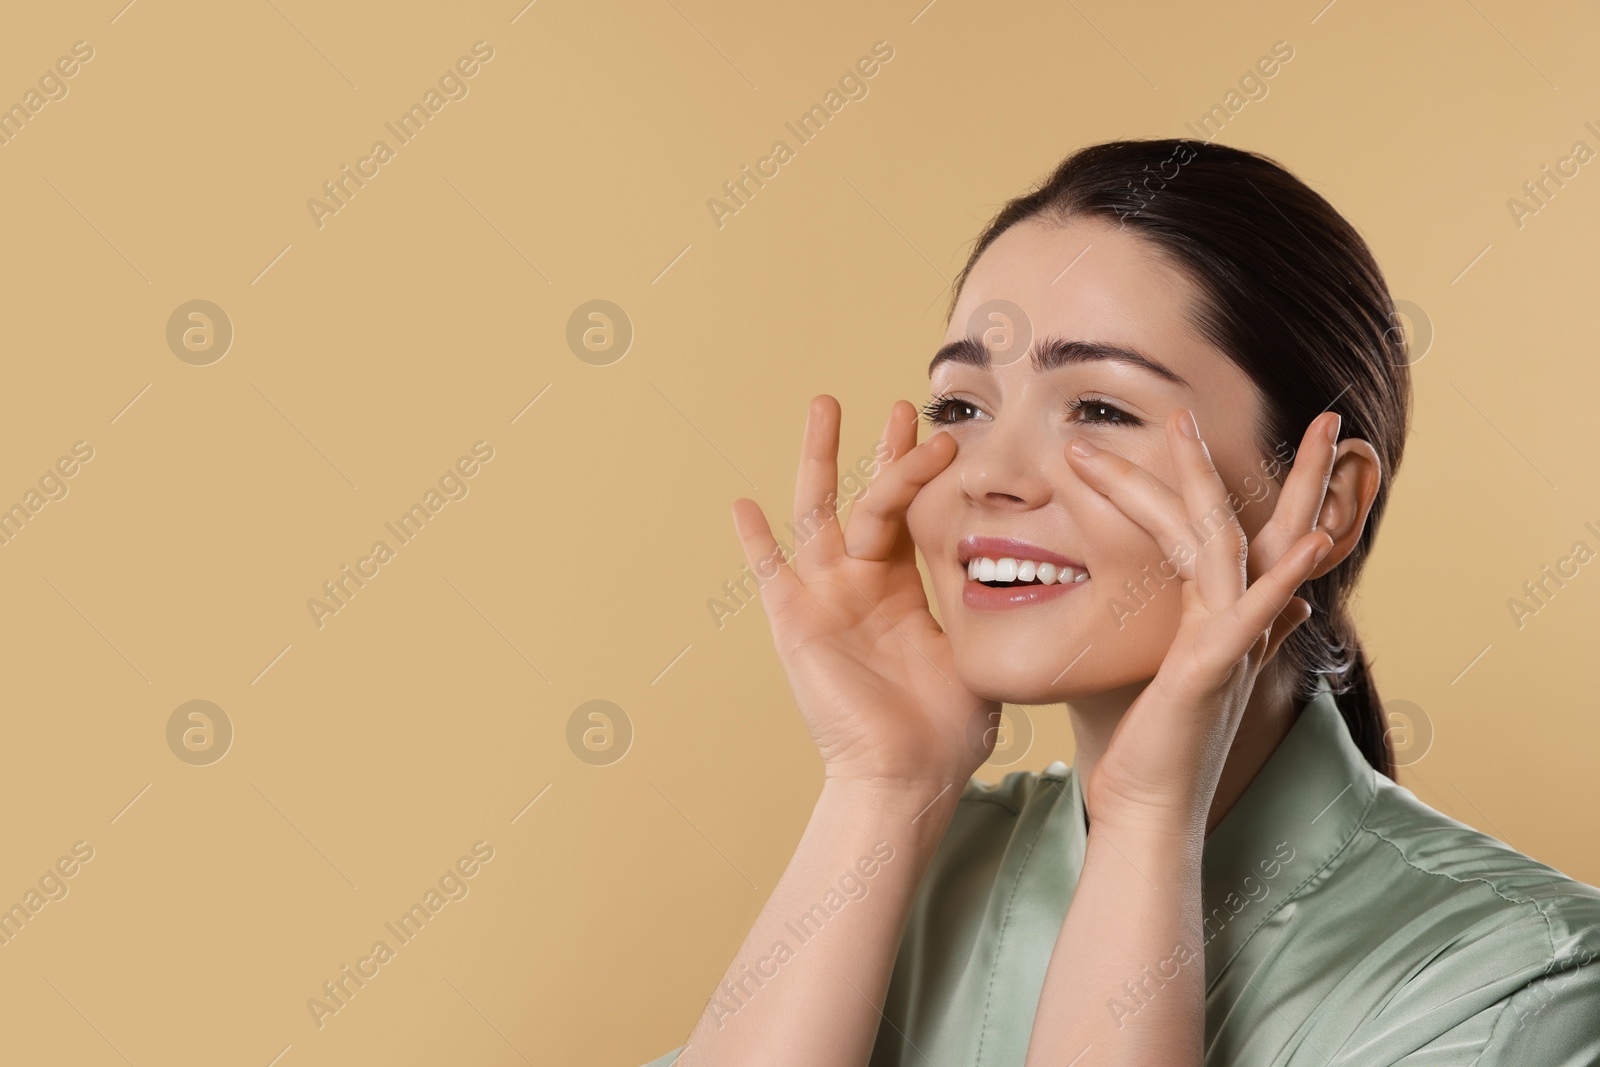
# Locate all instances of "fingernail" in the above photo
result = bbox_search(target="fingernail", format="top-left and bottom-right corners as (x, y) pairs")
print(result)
(1180, 409), (1200, 439)
(1070, 437), (1096, 458)
(1313, 539), (1333, 565)
(1325, 413), (1341, 444)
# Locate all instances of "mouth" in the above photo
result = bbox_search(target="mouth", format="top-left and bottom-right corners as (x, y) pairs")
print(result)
(957, 535), (1089, 587)
(957, 536), (1089, 612)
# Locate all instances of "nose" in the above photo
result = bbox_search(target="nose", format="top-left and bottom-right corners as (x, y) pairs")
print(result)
(956, 420), (1055, 511)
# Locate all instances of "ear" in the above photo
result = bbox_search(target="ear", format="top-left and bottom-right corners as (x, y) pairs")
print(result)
(1310, 438), (1382, 580)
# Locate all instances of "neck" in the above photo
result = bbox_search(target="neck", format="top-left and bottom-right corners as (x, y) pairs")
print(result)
(1066, 661), (1304, 838)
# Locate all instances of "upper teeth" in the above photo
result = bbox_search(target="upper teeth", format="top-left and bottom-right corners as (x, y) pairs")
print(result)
(967, 557), (1088, 584)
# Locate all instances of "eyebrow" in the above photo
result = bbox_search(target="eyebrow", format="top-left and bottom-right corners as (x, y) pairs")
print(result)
(927, 333), (1191, 389)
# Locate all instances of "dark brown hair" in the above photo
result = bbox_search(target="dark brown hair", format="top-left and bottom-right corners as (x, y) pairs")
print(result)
(949, 138), (1410, 780)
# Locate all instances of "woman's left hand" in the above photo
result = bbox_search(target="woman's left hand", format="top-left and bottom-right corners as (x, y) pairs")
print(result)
(1065, 407), (1341, 836)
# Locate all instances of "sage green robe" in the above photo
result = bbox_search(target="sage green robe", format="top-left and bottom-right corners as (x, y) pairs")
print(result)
(642, 675), (1600, 1064)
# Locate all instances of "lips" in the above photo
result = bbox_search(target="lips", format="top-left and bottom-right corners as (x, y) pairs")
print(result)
(955, 535), (1090, 612)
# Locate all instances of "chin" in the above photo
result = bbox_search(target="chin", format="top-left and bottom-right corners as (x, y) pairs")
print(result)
(953, 637), (1079, 705)
(951, 627), (1166, 707)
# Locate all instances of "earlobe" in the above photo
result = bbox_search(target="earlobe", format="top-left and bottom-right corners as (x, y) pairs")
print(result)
(1311, 438), (1382, 578)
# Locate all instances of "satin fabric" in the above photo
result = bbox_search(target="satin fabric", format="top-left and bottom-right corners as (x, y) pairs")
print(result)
(642, 676), (1600, 1065)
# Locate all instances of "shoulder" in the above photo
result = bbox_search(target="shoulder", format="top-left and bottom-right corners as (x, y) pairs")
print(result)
(1350, 774), (1600, 974)
(1333, 778), (1600, 1063)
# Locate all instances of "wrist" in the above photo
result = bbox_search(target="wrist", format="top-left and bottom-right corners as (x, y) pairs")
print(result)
(1086, 814), (1206, 875)
(818, 774), (966, 839)
(1084, 772), (1213, 844)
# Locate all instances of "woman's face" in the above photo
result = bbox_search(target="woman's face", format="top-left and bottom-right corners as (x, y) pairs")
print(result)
(907, 215), (1286, 706)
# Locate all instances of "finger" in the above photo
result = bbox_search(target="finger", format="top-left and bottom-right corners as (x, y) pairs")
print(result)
(1263, 595), (1312, 664)
(1065, 437), (1197, 579)
(1249, 412), (1340, 581)
(731, 497), (801, 612)
(1206, 531), (1332, 672)
(844, 423), (956, 560)
(838, 398), (916, 533)
(792, 395), (846, 576)
(887, 396), (919, 463)
(1168, 408), (1250, 615)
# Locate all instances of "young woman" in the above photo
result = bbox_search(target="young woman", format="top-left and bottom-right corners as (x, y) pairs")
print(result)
(641, 139), (1600, 1066)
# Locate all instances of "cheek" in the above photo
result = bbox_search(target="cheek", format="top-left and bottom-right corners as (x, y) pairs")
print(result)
(904, 468), (954, 549)
(1065, 493), (1187, 660)
(1065, 478), (1161, 572)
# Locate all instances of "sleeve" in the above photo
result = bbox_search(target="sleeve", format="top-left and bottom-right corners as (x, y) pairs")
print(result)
(638, 1048), (682, 1066)
(1388, 959), (1600, 1066)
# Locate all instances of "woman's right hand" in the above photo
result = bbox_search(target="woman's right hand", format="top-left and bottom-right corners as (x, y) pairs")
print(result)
(731, 394), (1001, 786)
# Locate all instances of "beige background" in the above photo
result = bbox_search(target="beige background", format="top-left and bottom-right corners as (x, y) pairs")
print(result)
(1, 1), (1596, 1063)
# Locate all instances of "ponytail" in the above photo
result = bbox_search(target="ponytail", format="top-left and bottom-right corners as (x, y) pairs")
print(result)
(1300, 610), (1395, 780)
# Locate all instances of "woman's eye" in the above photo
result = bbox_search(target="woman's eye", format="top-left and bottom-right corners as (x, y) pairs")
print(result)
(919, 394), (1142, 426)
(1069, 396), (1141, 426)
(920, 395), (983, 425)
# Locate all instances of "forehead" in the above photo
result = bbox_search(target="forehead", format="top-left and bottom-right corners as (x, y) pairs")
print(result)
(944, 215), (1206, 356)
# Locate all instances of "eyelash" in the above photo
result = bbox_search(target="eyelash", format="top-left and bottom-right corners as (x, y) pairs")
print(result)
(919, 392), (1143, 428)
